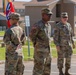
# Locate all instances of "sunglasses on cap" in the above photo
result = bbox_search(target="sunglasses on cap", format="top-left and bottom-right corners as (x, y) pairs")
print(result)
(46, 14), (52, 17)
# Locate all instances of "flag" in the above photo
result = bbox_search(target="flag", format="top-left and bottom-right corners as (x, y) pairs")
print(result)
(6, 0), (15, 28)
(3, 0), (6, 14)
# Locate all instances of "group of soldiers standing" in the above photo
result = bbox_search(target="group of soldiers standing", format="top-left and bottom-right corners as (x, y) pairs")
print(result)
(30, 8), (75, 75)
(3, 8), (75, 75)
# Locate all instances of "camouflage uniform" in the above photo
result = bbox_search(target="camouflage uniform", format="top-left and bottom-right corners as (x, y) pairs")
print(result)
(30, 20), (51, 75)
(3, 13), (25, 75)
(53, 21), (74, 69)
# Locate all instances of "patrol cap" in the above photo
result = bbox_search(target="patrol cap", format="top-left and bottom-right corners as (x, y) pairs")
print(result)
(61, 12), (68, 18)
(41, 8), (53, 15)
(9, 12), (20, 20)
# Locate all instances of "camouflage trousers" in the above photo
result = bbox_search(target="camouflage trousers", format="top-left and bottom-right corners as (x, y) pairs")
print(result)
(5, 52), (24, 75)
(57, 46), (72, 69)
(33, 47), (51, 75)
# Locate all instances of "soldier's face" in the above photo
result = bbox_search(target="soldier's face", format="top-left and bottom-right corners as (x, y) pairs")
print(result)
(61, 17), (68, 23)
(9, 19), (13, 25)
(9, 19), (18, 25)
(42, 14), (52, 22)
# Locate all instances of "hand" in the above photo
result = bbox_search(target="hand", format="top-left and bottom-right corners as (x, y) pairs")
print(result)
(72, 44), (75, 49)
(18, 37), (20, 42)
(17, 44), (22, 50)
(56, 46), (60, 52)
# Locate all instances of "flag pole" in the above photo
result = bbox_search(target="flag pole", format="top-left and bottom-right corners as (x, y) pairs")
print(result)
(3, 0), (6, 14)
(7, 0), (11, 2)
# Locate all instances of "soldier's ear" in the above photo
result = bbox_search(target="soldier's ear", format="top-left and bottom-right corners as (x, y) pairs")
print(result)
(42, 13), (45, 16)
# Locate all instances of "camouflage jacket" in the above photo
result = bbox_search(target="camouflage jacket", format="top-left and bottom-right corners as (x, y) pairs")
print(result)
(30, 20), (50, 48)
(53, 22), (74, 46)
(3, 25), (25, 53)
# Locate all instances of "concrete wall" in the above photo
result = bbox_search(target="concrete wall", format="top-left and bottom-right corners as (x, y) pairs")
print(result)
(49, 2), (60, 22)
(49, 2), (59, 36)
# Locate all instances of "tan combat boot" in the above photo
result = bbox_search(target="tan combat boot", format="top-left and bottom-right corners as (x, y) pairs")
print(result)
(65, 68), (71, 75)
(59, 68), (64, 75)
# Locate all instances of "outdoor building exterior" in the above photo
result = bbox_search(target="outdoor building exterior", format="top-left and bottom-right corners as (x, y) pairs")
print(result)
(0, 1), (7, 30)
(13, 1), (26, 20)
(25, 0), (76, 36)
(0, 0), (26, 30)
(0, 0), (76, 35)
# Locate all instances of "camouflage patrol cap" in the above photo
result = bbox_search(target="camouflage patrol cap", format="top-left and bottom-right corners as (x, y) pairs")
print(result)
(41, 8), (53, 15)
(9, 12), (20, 20)
(61, 12), (68, 18)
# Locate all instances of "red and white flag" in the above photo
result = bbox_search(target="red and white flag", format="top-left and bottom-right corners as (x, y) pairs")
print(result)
(6, 0), (15, 28)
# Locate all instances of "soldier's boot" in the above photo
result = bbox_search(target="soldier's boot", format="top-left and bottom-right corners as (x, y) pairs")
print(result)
(65, 68), (71, 75)
(16, 71), (24, 75)
(59, 69), (64, 75)
(43, 73), (50, 75)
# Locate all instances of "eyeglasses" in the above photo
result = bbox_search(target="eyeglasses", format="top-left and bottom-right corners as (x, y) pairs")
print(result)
(62, 17), (68, 18)
(46, 14), (52, 17)
(9, 18), (19, 20)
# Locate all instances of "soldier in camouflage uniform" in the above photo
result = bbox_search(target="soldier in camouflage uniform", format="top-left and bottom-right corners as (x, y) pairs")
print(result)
(3, 13), (25, 75)
(30, 8), (53, 75)
(53, 12), (75, 75)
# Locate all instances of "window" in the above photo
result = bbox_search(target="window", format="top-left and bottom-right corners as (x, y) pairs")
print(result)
(20, 9), (24, 12)
(56, 4), (61, 17)
(17, 9), (19, 12)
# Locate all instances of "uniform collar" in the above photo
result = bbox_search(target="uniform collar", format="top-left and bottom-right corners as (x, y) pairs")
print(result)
(10, 24), (18, 28)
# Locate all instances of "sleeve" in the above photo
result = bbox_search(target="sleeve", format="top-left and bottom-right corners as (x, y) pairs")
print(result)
(48, 24), (51, 41)
(70, 25), (74, 45)
(29, 24), (39, 46)
(21, 30), (26, 45)
(53, 25), (60, 46)
(3, 29), (16, 50)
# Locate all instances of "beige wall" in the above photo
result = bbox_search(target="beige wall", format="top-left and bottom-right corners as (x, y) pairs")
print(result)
(49, 2), (60, 22)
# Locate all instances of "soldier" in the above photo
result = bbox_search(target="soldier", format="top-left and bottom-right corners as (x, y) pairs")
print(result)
(30, 8), (53, 75)
(53, 12), (75, 75)
(3, 13), (25, 75)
